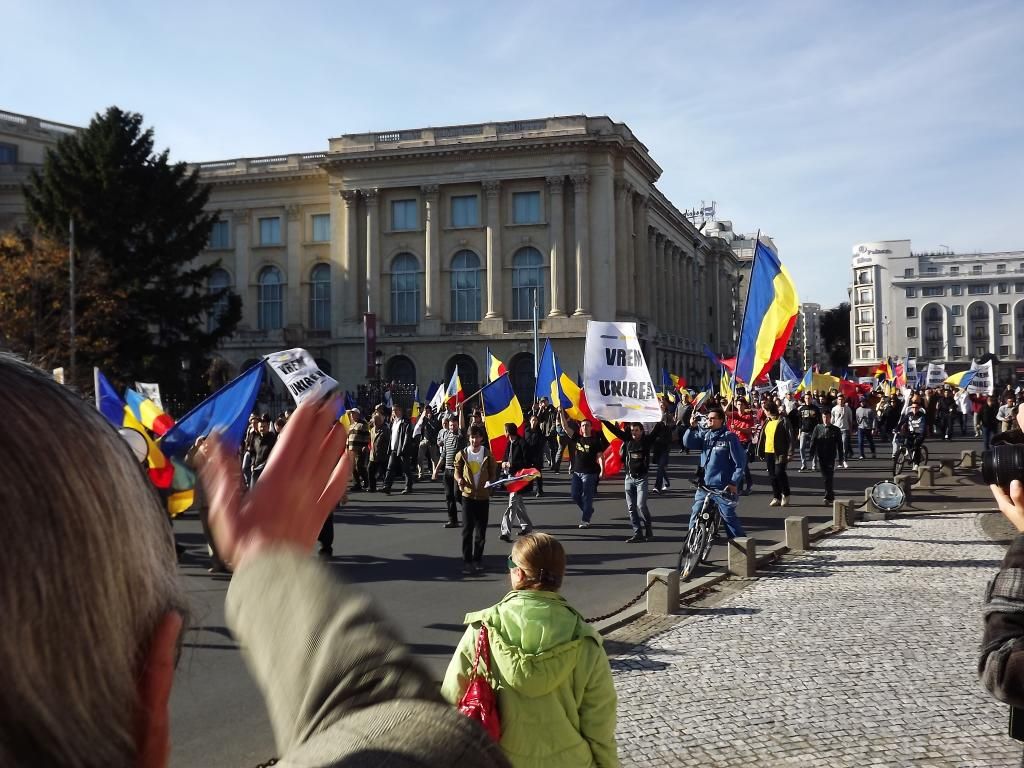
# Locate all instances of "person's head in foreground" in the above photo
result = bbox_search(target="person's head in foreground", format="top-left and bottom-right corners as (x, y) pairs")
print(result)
(508, 533), (566, 592)
(0, 353), (187, 767)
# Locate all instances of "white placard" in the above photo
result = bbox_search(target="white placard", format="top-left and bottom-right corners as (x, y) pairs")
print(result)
(52, 367), (65, 385)
(265, 348), (339, 405)
(905, 357), (917, 381)
(966, 359), (994, 396)
(925, 363), (947, 388)
(583, 321), (661, 421)
(135, 381), (164, 410)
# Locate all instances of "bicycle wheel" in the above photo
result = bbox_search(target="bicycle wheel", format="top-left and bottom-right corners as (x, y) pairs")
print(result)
(700, 512), (720, 562)
(917, 445), (929, 466)
(892, 448), (905, 478)
(678, 525), (708, 582)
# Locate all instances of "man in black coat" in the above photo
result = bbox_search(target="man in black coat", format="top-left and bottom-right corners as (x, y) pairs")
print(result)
(383, 404), (416, 495)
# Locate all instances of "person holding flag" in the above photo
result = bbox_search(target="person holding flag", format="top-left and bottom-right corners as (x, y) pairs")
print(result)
(498, 423), (534, 543)
(453, 425), (499, 574)
(559, 408), (609, 529)
(600, 419), (668, 542)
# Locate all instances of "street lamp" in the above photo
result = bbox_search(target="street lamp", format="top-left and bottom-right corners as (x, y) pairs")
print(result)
(374, 349), (384, 406)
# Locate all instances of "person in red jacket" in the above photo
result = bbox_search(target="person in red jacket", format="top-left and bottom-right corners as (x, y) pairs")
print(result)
(726, 397), (759, 495)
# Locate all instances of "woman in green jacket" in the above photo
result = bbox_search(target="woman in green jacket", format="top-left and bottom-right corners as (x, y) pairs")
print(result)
(441, 533), (619, 768)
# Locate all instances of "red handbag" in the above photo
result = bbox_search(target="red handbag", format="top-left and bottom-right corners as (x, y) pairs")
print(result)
(457, 624), (502, 742)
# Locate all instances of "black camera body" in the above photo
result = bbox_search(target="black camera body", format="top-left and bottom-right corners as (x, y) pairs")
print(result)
(983, 429), (1024, 488)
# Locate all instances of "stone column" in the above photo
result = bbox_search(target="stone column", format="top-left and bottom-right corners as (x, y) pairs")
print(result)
(647, 227), (657, 327)
(340, 190), (360, 322)
(285, 204), (302, 327)
(633, 197), (649, 319)
(546, 176), (566, 317)
(655, 234), (666, 331)
(232, 209), (253, 328)
(364, 188), (379, 315)
(614, 181), (630, 314)
(572, 174), (591, 317)
(484, 180), (502, 319)
(422, 184), (440, 320)
(624, 187), (636, 314)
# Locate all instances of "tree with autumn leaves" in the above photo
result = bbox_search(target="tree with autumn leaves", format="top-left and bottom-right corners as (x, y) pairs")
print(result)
(3, 106), (240, 397)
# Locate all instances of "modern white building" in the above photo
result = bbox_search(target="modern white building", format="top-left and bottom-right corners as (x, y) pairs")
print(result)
(849, 240), (1024, 380)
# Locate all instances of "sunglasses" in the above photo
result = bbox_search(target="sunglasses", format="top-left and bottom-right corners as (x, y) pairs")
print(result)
(507, 555), (519, 570)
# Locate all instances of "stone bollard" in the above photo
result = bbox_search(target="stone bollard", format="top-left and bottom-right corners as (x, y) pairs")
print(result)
(785, 516), (809, 551)
(728, 537), (756, 578)
(915, 464), (937, 489)
(939, 458), (956, 478)
(960, 450), (978, 469)
(833, 500), (851, 529)
(646, 568), (679, 616)
(894, 474), (914, 505)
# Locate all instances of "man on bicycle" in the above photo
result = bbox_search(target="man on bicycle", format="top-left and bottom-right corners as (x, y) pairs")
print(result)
(897, 399), (928, 468)
(684, 405), (747, 539)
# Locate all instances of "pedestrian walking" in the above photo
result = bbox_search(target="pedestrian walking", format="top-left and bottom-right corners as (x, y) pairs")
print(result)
(830, 395), (854, 467)
(248, 415), (277, 487)
(383, 404), (416, 495)
(441, 533), (619, 767)
(433, 414), (466, 528)
(345, 409), (371, 491)
(855, 399), (877, 459)
(726, 397), (758, 494)
(980, 395), (1000, 452)
(796, 393), (822, 472)
(523, 414), (547, 497)
(367, 410), (389, 492)
(757, 401), (793, 507)
(560, 409), (609, 528)
(652, 406), (676, 493)
(453, 425), (499, 575)
(602, 420), (667, 542)
(415, 404), (441, 479)
(499, 424), (534, 542)
(810, 411), (843, 505)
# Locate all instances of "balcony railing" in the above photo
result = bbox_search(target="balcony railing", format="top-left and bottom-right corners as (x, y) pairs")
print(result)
(383, 324), (418, 336)
(442, 322), (480, 335)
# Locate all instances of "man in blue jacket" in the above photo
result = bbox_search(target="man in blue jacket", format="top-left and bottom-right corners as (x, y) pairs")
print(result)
(683, 405), (748, 538)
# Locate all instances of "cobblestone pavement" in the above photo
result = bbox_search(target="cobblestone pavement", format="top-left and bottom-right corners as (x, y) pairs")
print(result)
(609, 513), (1019, 767)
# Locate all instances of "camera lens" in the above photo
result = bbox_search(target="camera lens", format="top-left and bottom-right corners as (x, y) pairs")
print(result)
(982, 445), (1024, 487)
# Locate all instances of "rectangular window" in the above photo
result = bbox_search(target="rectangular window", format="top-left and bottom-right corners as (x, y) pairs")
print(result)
(858, 328), (874, 342)
(926, 266), (937, 274)
(928, 346), (941, 358)
(856, 288), (871, 304)
(857, 346), (874, 360)
(259, 216), (281, 245)
(905, 287), (916, 298)
(906, 307), (917, 318)
(968, 284), (992, 295)
(857, 308), (873, 323)
(1000, 303), (1010, 314)
(999, 283), (1010, 294)
(950, 266), (959, 275)
(903, 268), (914, 278)
(0, 143), (18, 163)
(907, 347), (918, 357)
(952, 285), (963, 296)
(856, 270), (873, 285)
(972, 265), (983, 274)
(1002, 345), (1011, 356)
(451, 195), (479, 228)
(922, 286), (945, 297)
(953, 346), (963, 357)
(953, 325), (963, 336)
(311, 214), (331, 242)
(1001, 324), (1010, 335)
(209, 220), (230, 249)
(512, 191), (542, 224)
(906, 327), (918, 338)
(998, 264), (1007, 273)
(1016, 283), (1024, 293)
(975, 345), (986, 357)
(951, 305), (963, 316)
(391, 200), (417, 231)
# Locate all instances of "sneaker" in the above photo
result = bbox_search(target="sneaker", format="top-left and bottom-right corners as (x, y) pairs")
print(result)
(798, 466), (806, 473)
(472, 562), (485, 574)
(461, 563), (474, 575)
(781, 496), (789, 507)
(842, 461), (848, 469)
(824, 497), (833, 506)
(769, 498), (780, 507)
(578, 522), (591, 529)
(499, 534), (513, 543)
(400, 489), (411, 495)
(518, 527), (533, 536)
(625, 532), (645, 543)
(382, 488), (391, 495)
(858, 456), (865, 460)
(443, 521), (459, 529)
(652, 487), (661, 495)
(811, 463), (817, 471)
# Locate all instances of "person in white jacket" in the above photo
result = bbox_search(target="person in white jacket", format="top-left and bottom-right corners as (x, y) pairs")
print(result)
(830, 395), (855, 469)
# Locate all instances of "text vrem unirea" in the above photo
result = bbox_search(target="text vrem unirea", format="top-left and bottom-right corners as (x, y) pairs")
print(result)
(287, 369), (329, 397)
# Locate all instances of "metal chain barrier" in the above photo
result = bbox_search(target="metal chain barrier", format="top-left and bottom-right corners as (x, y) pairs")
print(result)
(252, 759), (278, 767)
(584, 575), (665, 624)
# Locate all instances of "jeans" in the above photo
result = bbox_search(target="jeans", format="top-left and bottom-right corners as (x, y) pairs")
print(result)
(443, 469), (461, 524)
(689, 488), (745, 539)
(317, 510), (334, 553)
(654, 452), (670, 490)
(500, 490), (533, 536)
(799, 432), (812, 467)
(818, 459), (836, 501)
(765, 456), (791, 500)
(739, 442), (753, 492)
(624, 475), (652, 534)
(571, 471), (600, 522)
(839, 429), (851, 459)
(350, 449), (368, 489)
(983, 426), (995, 452)
(462, 498), (489, 563)
(857, 429), (876, 458)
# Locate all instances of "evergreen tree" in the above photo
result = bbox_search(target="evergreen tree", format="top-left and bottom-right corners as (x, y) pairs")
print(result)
(21, 106), (240, 397)
(820, 302), (852, 371)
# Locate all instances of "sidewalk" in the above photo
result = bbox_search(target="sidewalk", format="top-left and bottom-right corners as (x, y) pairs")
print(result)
(607, 510), (1018, 766)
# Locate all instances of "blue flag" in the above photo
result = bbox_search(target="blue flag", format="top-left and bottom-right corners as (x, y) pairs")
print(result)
(424, 380), (439, 404)
(160, 362), (265, 458)
(94, 368), (126, 426)
(779, 358), (801, 384)
(535, 339), (572, 408)
(702, 343), (722, 369)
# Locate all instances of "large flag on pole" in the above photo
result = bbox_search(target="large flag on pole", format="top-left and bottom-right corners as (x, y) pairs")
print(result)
(481, 374), (525, 459)
(734, 241), (799, 385)
(445, 366), (464, 411)
(536, 339), (572, 409)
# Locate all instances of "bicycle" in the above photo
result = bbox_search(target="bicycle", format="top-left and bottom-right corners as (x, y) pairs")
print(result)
(677, 482), (729, 582)
(892, 434), (928, 478)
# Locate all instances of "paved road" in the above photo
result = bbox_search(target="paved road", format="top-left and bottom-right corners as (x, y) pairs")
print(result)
(610, 510), (1016, 767)
(168, 433), (986, 767)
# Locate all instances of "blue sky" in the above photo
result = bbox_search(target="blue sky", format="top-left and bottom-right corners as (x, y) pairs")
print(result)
(5, 0), (1023, 307)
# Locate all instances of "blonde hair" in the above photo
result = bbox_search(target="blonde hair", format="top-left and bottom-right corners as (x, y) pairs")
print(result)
(511, 532), (566, 591)
(0, 354), (186, 766)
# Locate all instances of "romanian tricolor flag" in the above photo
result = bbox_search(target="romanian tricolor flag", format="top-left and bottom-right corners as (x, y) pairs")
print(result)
(445, 366), (465, 411)
(945, 369), (978, 389)
(125, 388), (175, 435)
(486, 348), (508, 383)
(481, 374), (524, 459)
(661, 368), (686, 393)
(734, 241), (799, 385)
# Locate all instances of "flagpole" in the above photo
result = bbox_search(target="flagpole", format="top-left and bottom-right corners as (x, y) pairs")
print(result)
(532, 288), (540, 403)
(733, 229), (761, 387)
(69, 217), (76, 388)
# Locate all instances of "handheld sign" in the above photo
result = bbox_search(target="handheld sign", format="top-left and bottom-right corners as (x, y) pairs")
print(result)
(583, 321), (661, 422)
(265, 348), (339, 405)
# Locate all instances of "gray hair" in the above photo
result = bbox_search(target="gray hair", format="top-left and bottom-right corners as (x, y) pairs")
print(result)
(0, 354), (186, 766)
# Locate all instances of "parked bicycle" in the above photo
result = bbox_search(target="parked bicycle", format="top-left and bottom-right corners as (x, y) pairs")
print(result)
(677, 482), (728, 582)
(892, 434), (928, 478)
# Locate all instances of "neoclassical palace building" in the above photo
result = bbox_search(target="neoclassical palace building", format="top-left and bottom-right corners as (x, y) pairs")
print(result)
(1, 111), (743, 402)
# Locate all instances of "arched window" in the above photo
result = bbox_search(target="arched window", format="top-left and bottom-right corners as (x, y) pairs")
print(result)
(445, 354), (479, 397)
(390, 253), (420, 325)
(258, 266), (283, 330)
(309, 263), (331, 331)
(207, 268), (231, 332)
(450, 250), (482, 322)
(509, 353), (535, 409)
(386, 355), (416, 386)
(512, 247), (545, 320)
